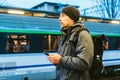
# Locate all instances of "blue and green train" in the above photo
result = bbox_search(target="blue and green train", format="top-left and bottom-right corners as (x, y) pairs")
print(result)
(0, 13), (120, 80)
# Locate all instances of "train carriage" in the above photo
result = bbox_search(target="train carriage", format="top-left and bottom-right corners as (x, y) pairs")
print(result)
(0, 13), (120, 80)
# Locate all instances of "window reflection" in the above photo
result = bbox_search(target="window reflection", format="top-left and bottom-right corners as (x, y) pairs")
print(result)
(6, 34), (29, 53)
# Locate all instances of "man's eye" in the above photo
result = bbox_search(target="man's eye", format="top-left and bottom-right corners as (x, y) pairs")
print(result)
(62, 14), (66, 17)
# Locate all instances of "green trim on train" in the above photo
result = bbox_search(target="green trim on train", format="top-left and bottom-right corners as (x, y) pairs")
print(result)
(0, 29), (120, 37)
(91, 32), (120, 37)
(0, 29), (61, 35)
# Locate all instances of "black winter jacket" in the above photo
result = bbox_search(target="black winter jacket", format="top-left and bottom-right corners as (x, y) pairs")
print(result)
(56, 21), (94, 80)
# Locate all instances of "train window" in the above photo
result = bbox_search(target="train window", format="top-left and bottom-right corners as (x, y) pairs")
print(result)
(107, 37), (120, 50)
(43, 35), (61, 52)
(6, 34), (30, 53)
(4, 33), (120, 54)
(4, 34), (61, 53)
(115, 37), (120, 50)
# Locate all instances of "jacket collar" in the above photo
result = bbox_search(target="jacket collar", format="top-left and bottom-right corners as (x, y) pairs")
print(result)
(61, 21), (84, 36)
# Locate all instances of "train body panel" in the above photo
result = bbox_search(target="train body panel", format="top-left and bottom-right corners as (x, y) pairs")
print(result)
(103, 50), (120, 66)
(0, 50), (120, 79)
(0, 53), (56, 80)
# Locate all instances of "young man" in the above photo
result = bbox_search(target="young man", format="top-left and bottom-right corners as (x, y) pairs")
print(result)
(47, 6), (94, 80)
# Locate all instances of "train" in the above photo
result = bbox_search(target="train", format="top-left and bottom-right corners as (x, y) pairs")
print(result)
(0, 13), (120, 80)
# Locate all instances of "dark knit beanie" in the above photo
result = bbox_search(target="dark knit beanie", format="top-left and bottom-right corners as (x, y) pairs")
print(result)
(62, 6), (80, 22)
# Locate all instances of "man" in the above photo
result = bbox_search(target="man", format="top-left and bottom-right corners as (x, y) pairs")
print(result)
(47, 6), (94, 80)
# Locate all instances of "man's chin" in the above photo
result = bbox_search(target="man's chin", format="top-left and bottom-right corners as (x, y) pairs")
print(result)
(60, 25), (64, 28)
(61, 26), (66, 28)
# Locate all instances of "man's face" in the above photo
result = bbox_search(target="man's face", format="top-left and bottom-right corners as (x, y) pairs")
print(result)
(59, 13), (74, 28)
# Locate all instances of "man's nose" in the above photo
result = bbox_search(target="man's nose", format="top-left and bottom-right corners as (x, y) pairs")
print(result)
(58, 17), (61, 21)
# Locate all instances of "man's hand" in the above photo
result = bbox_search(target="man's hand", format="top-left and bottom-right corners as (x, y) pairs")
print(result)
(47, 54), (61, 64)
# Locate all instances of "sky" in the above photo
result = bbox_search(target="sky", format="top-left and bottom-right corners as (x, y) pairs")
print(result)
(1, 0), (93, 10)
